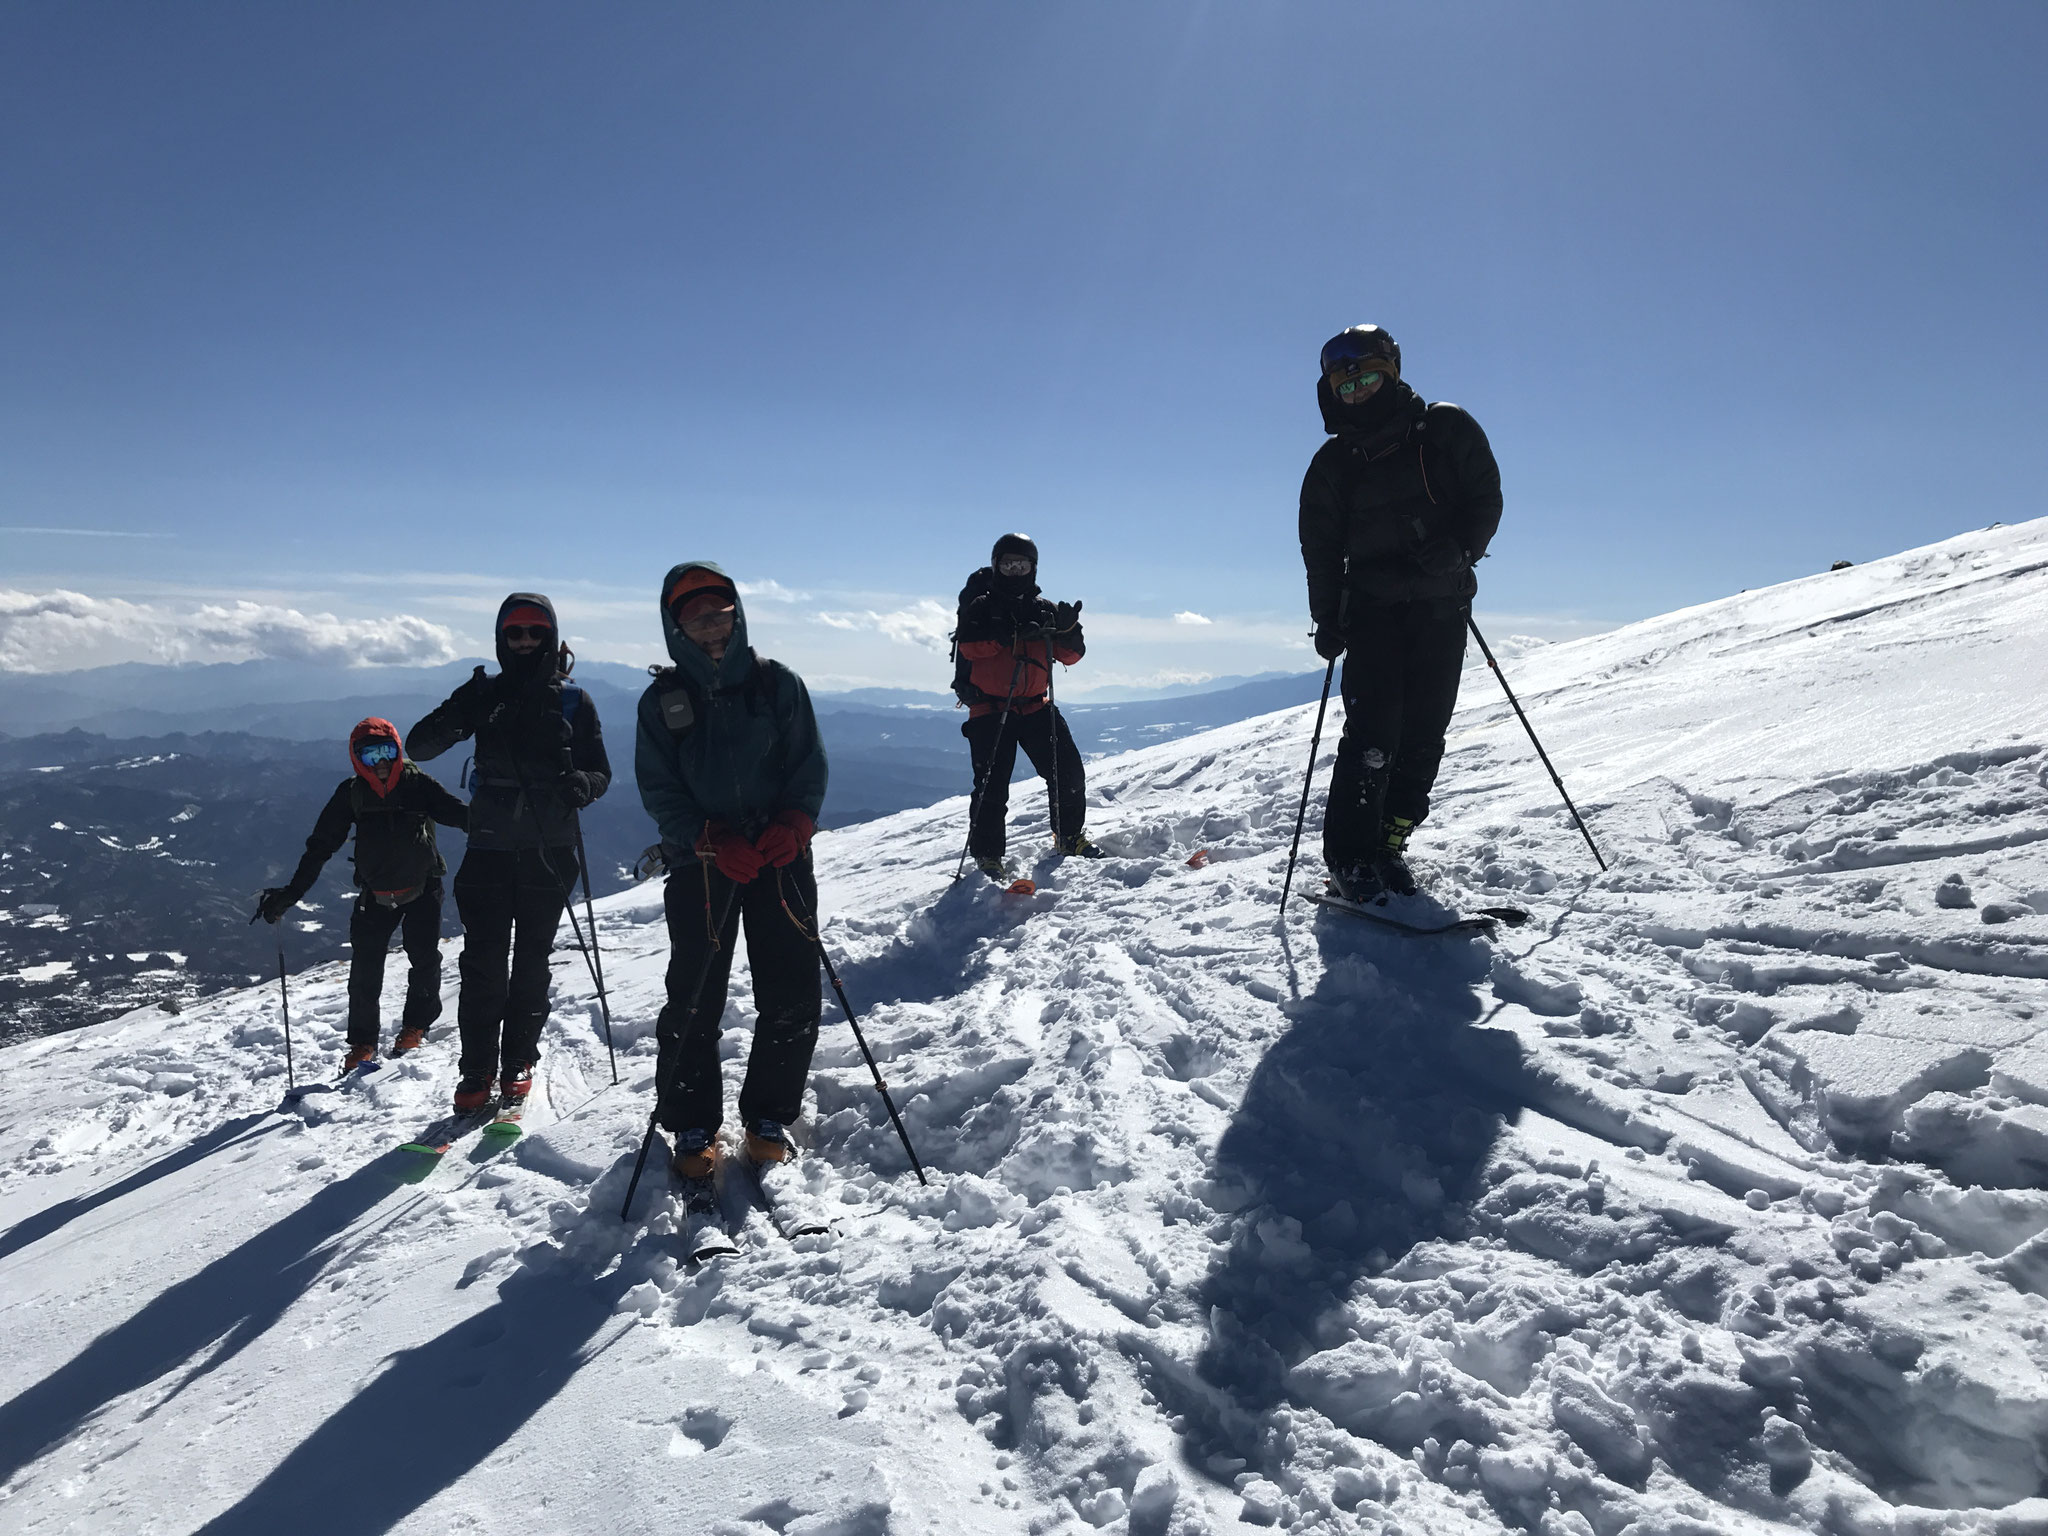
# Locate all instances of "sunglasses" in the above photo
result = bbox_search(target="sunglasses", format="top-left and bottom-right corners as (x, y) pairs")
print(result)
(356, 741), (400, 767)
(677, 602), (735, 630)
(997, 554), (1035, 577)
(502, 624), (554, 642)
(1333, 370), (1385, 398)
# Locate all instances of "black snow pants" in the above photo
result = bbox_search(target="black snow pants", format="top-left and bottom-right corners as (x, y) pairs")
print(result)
(964, 704), (1085, 859)
(453, 846), (576, 1081)
(344, 880), (444, 1047)
(654, 856), (822, 1136)
(1324, 596), (1470, 870)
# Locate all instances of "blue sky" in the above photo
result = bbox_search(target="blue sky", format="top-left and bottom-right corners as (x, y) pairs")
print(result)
(3, 2), (2043, 691)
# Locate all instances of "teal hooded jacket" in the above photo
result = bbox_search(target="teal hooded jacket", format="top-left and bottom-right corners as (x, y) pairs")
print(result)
(634, 561), (829, 861)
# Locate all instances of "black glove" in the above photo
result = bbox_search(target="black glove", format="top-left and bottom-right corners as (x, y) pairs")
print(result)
(1415, 535), (1471, 578)
(450, 665), (492, 719)
(1052, 599), (1082, 631)
(1313, 626), (1345, 662)
(557, 769), (597, 809)
(255, 887), (294, 924)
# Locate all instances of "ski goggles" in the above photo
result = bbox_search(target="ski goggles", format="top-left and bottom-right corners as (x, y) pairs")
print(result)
(996, 554), (1036, 577)
(1330, 368), (1386, 399)
(355, 740), (400, 767)
(501, 623), (553, 642)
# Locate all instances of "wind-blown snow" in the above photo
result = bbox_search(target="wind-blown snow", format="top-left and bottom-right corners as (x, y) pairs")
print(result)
(4, 520), (2048, 1535)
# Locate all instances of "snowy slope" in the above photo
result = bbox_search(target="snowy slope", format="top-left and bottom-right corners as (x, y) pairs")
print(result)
(4, 518), (2048, 1536)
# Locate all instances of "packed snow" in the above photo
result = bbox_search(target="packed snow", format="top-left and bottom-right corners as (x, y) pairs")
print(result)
(4, 519), (2048, 1535)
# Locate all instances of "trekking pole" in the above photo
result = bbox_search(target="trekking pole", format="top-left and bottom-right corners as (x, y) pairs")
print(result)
(1468, 617), (1606, 872)
(571, 818), (620, 1085)
(1278, 655), (1338, 918)
(953, 652), (1028, 881)
(621, 878), (743, 1221)
(1042, 624), (1065, 852)
(274, 936), (297, 1093)
(780, 877), (928, 1186)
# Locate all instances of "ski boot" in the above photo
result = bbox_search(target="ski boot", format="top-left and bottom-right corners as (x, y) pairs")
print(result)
(744, 1119), (793, 1166)
(500, 1063), (536, 1105)
(392, 1025), (429, 1056)
(452, 1074), (495, 1114)
(1374, 816), (1420, 897)
(340, 1041), (378, 1075)
(671, 1127), (719, 1183)
(1058, 832), (1105, 858)
(1328, 861), (1385, 904)
(974, 854), (1010, 882)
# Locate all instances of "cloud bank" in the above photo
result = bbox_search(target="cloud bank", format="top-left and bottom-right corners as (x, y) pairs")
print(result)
(0, 590), (463, 673)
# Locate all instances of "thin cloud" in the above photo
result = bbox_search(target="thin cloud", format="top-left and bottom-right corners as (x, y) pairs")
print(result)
(0, 526), (168, 539)
(815, 599), (954, 653)
(1173, 611), (1213, 625)
(0, 589), (461, 673)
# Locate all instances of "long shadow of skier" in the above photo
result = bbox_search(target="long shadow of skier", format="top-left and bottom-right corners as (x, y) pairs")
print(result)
(192, 1249), (636, 1536)
(0, 1150), (412, 1486)
(0, 1111), (285, 1266)
(830, 875), (1025, 1012)
(1180, 912), (1533, 1465)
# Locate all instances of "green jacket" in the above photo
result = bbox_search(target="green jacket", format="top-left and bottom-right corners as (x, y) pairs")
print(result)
(634, 561), (829, 860)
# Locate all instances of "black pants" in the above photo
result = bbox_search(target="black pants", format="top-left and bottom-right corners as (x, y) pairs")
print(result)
(964, 705), (1085, 859)
(344, 881), (443, 1047)
(654, 857), (822, 1136)
(1324, 597), (1470, 870)
(453, 846), (577, 1081)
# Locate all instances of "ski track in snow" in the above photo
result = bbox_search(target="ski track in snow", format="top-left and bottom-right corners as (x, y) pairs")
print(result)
(4, 520), (2048, 1535)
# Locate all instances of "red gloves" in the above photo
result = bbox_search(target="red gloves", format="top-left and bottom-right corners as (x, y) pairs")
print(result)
(754, 809), (816, 869)
(696, 821), (766, 884)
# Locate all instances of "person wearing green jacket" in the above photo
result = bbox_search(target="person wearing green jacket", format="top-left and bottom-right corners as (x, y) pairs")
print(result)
(636, 562), (829, 1182)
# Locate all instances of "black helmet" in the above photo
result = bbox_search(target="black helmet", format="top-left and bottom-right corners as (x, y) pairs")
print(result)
(1320, 324), (1400, 381)
(991, 532), (1038, 575)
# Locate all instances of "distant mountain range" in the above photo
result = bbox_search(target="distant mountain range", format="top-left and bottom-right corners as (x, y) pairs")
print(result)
(0, 662), (1323, 1039)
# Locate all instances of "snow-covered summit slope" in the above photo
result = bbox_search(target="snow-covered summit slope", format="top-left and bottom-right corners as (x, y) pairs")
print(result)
(4, 517), (2048, 1536)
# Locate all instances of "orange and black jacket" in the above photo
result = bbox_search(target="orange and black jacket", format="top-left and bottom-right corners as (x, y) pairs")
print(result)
(952, 568), (1084, 719)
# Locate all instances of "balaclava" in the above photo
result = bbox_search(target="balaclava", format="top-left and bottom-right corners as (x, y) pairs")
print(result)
(349, 717), (405, 799)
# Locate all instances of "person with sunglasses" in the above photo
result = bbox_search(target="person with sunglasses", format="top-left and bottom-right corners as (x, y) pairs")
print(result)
(951, 532), (1094, 877)
(635, 562), (828, 1181)
(254, 717), (468, 1074)
(1298, 323), (1504, 903)
(408, 593), (611, 1114)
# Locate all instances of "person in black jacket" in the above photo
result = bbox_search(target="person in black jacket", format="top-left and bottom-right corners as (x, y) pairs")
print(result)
(408, 594), (611, 1113)
(255, 716), (467, 1074)
(1298, 324), (1503, 902)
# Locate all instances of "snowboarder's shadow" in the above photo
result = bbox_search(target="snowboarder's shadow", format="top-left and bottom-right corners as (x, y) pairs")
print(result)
(1183, 915), (1534, 1469)
(189, 1255), (635, 1536)
(0, 1147), (413, 1489)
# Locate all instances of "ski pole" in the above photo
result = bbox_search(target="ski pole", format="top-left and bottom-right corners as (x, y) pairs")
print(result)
(953, 652), (1028, 881)
(780, 876), (928, 1186)
(621, 876), (743, 1221)
(1042, 624), (1066, 852)
(1278, 655), (1338, 918)
(1467, 617), (1606, 872)
(276, 937), (296, 1093)
(571, 817), (620, 1085)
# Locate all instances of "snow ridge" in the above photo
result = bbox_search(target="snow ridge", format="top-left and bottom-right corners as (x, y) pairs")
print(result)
(4, 518), (2048, 1534)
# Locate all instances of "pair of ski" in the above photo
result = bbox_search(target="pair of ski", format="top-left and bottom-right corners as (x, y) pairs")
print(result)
(1309, 887), (1531, 939)
(392, 1101), (525, 1183)
(677, 1148), (832, 1264)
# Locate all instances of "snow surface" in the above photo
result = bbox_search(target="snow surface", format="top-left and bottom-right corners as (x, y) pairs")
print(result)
(5, 519), (2048, 1535)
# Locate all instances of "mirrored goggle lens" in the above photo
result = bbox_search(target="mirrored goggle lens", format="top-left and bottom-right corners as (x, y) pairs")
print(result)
(356, 741), (400, 766)
(1334, 370), (1385, 397)
(501, 624), (553, 641)
(997, 554), (1035, 576)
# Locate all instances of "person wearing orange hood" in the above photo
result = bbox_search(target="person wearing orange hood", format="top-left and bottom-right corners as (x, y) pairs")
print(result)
(255, 717), (469, 1073)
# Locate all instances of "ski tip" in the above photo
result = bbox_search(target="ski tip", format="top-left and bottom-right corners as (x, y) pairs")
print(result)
(1004, 878), (1037, 896)
(481, 1119), (523, 1139)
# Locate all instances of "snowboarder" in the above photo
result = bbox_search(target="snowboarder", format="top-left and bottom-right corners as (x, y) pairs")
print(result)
(952, 533), (1093, 875)
(1298, 324), (1503, 901)
(253, 717), (468, 1072)
(408, 594), (611, 1113)
(635, 563), (829, 1181)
